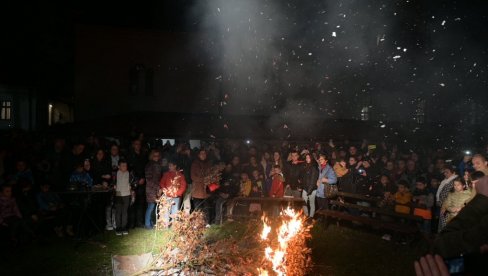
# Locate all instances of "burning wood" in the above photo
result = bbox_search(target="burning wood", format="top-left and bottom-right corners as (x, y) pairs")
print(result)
(259, 207), (313, 276)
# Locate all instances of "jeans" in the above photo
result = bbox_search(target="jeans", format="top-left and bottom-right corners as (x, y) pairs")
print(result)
(145, 202), (156, 228)
(214, 196), (227, 224)
(115, 196), (130, 231)
(302, 190), (317, 217)
(183, 190), (192, 214)
(162, 197), (181, 225)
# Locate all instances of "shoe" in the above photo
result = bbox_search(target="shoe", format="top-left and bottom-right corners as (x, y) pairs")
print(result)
(115, 231), (122, 236)
(381, 234), (391, 241)
(106, 226), (114, 231)
(144, 226), (153, 230)
(205, 224), (211, 228)
(122, 230), (129, 235)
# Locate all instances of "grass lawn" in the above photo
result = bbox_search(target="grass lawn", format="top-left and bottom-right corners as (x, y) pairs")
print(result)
(1, 222), (427, 275)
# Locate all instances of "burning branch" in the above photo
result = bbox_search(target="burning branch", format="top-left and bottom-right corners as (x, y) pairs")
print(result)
(259, 207), (313, 276)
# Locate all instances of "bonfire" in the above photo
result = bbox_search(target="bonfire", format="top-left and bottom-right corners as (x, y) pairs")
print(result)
(131, 207), (313, 275)
(259, 207), (313, 276)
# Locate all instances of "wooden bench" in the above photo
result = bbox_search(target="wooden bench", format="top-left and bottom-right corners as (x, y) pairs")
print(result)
(316, 192), (422, 237)
(328, 199), (422, 222)
(336, 191), (382, 203)
(315, 209), (419, 234)
(224, 196), (304, 223)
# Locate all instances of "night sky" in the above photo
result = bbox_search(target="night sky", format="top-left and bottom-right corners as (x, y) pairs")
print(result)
(1, 0), (487, 124)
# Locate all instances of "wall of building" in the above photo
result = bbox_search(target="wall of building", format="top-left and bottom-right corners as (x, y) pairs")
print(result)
(74, 25), (217, 121)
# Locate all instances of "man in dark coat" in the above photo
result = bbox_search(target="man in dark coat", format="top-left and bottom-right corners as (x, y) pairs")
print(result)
(144, 150), (163, 229)
(191, 149), (212, 223)
(285, 151), (304, 198)
(126, 139), (147, 228)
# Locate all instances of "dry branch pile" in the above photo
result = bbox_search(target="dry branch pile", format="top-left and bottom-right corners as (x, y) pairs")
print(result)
(134, 209), (313, 276)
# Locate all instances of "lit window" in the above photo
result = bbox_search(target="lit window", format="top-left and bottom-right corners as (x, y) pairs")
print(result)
(1, 101), (12, 120)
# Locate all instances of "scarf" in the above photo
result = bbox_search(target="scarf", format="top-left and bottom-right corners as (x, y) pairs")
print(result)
(436, 174), (457, 201)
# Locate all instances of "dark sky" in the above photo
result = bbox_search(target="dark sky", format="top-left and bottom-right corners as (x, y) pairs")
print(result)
(1, 0), (487, 124)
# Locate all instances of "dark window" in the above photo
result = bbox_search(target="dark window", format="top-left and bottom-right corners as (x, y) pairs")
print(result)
(1, 100), (12, 120)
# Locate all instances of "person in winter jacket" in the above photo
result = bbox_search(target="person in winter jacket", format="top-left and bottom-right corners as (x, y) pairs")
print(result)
(300, 153), (319, 218)
(159, 160), (187, 226)
(412, 177), (435, 237)
(144, 150), (163, 229)
(126, 139), (147, 229)
(269, 165), (285, 198)
(316, 154), (337, 211)
(114, 160), (136, 235)
(441, 177), (472, 223)
(190, 149), (212, 223)
(284, 151), (304, 198)
(437, 166), (458, 232)
(394, 180), (412, 214)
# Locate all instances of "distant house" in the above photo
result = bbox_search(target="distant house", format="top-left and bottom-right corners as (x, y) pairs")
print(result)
(0, 85), (74, 131)
(0, 85), (37, 130)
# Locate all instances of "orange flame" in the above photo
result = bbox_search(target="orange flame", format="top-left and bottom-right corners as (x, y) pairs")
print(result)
(259, 207), (305, 276)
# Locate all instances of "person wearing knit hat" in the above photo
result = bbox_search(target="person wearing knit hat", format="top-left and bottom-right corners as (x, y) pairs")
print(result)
(433, 176), (488, 274)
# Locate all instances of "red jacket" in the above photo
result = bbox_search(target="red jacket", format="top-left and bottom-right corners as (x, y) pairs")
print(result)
(269, 173), (284, 198)
(160, 170), (187, 198)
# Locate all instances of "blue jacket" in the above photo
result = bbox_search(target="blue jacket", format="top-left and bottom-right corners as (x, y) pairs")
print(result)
(316, 164), (337, 198)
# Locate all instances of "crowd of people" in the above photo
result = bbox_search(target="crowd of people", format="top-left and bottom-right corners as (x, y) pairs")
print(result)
(1, 130), (488, 270)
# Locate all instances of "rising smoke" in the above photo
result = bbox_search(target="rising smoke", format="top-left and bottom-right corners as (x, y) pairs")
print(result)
(190, 0), (487, 139)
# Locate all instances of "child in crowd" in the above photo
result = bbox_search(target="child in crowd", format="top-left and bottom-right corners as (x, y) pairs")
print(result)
(37, 183), (73, 237)
(240, 172), (252, 197)
(441, 177), (472, 223)
(412, 177), (434, 237)
(269, 165), (284, 198)
(249, 169), (264, 214)
(69, 163), (93, 189)
(0, 185), (30, 245)
(114, 160), (135, 236)
(269, 165), (285, 217)
(250, 169), (264, 197)
(394, 180), (412, 214)
(159, 160), (187, 227)
(376, 175), (396, 210)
